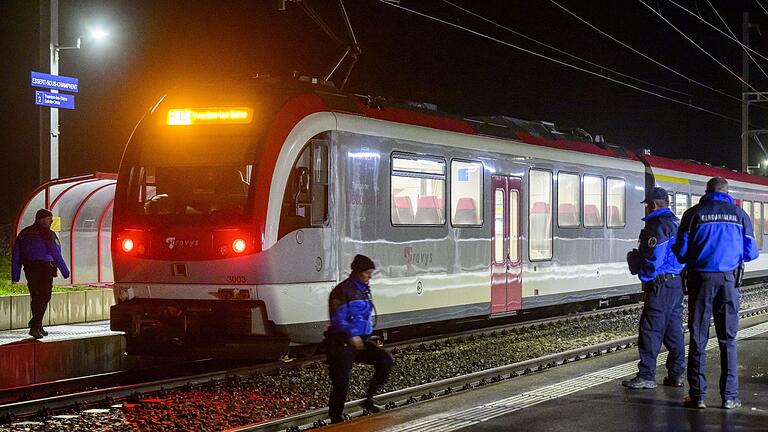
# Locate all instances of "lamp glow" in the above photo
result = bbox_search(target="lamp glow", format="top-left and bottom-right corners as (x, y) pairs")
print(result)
(121, 238), (134, 253)
(232, 239), (247, 254)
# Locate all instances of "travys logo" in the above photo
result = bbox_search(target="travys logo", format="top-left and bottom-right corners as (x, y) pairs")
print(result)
(165, 237), (200, 249)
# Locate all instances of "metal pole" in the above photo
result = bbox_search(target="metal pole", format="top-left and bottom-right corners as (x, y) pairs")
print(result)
(742, 11), (750, 173)
(50, 0), (59, 180)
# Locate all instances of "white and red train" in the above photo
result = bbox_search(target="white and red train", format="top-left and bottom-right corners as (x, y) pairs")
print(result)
(110, 78), (768, 356)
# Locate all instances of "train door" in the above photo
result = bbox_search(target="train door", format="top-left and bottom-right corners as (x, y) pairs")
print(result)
(491, 175), (523, 314)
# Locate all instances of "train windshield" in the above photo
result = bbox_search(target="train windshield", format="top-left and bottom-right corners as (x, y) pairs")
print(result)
(123, 129), (256, 224)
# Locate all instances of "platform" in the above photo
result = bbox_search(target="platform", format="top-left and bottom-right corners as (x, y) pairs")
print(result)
(330, 320), (768, 432)
(0, 322), (124, 389)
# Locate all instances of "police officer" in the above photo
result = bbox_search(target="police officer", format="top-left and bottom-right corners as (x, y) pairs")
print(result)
(325, 255), (394, 423)
(623, 187), (686, 389)
(11, 209), (70, 339)
(673, 177), (758, 409)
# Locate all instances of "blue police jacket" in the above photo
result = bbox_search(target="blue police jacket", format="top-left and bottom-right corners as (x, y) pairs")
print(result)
(673, 192), (759, 272)
(634, 207), (685, 282)
(327, 276), (374, 338)
(11, 223), (70, 282)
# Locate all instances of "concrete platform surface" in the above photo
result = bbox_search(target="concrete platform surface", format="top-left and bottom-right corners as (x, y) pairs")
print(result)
(330, 321), (768, 432)
(0, 321), (118, 346)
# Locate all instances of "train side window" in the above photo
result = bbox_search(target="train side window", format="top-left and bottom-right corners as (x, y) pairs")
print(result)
(494, 189), (505, 263)
(691, 195), (702, 207)
(311, 140), (329, 226)
(451, 160), (483, 226)
(529, 169), (552, 261)
(753, 202), (764, 249)
(674, 193), (688, 218)
(583, 175), (604, 228)
(391, 154), (446, 225)
(764, 202), (768, 235)
(606, 178), (626, 228)
(278, 138), (329, 239)
(557, 172), (580, 228)
(510, 190), (520, 262)
(668, 193), (675, 209)
(742, 200), (753, 225)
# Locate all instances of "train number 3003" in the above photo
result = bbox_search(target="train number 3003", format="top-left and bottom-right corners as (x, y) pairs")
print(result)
(227, 275), (248, 284)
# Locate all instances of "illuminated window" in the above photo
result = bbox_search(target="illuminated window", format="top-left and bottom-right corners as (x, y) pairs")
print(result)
(391, 154), (446, 225)
(529, 169), (552, 261)
(583, 175), (604, 228)
(753, 202), (764, 249)
(742, 200), (753, 226)
(691, 195), (702, 207)
(607, 178), (626, 228)
(675, 193), (689, 218)
(510, 190), (520, 262)
(451, 160), (483, 226)
(494, 189), (505, 264)
(557, 172), (580, 228)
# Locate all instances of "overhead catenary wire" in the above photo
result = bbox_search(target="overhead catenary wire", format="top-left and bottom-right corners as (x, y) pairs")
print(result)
(374, 0), (742, 124)
(548, 0), (749, 107)
(705, 0), (768, 82)
(441, 0), (690, 98)
(755, 0), (768, 17)
(637, 0), (758, 92)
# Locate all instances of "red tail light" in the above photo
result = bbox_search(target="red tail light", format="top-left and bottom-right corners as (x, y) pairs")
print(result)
(232, 238), (247, 254)
(121, 238), (135, 253)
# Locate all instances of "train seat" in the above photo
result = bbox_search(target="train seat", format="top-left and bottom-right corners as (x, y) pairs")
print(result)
(392, 196), (415, 224)
(558, 203), (578, 226)
(607, 205), (622, 226)
(530, 201), (552, 252)
(454, 197), (479, 225)
(415, 195), (443, 224)
(584, 204), (602, 227)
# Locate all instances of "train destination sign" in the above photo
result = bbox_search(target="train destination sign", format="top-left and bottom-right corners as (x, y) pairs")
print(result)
(30, 71), (79, 93)
(35, 90), (75, 110)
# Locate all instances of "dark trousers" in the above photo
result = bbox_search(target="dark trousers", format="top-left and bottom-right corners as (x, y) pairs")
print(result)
(326, 337), (394, 422)
(23, 262), (54, 330)
(686, 271), (740, 400)
(637, 276), (686, 380)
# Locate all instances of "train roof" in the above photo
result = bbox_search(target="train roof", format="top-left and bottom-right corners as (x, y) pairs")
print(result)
(188, 77), (768, 188)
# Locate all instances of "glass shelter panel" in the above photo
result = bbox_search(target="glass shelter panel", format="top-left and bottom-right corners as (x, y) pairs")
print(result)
(72, 185), (116, 284)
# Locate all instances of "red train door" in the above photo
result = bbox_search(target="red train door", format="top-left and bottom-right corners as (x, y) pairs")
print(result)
(491, 175), (523, 314)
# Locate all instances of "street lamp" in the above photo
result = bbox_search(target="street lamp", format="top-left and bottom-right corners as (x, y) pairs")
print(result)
(47, 0), (109, 180)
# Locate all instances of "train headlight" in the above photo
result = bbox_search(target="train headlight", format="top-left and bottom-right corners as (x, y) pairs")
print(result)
(121, 238), (135, 253)
(232, 238), (247, 254)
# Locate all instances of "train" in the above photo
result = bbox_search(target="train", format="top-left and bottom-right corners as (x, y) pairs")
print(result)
(109, 77), (768, 357)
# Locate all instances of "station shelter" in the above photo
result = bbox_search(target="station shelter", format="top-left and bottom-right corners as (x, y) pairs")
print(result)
(14, 173), (117, 286)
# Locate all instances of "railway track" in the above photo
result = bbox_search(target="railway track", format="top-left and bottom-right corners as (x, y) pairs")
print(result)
(2, 283), (768, 430)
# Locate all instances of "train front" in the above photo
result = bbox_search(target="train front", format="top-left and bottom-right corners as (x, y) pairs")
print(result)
(110, 85), (291, 357)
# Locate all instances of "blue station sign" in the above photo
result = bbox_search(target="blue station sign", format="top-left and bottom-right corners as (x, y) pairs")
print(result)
(35, 90), (75, 110)
(30, 71), (79, 93)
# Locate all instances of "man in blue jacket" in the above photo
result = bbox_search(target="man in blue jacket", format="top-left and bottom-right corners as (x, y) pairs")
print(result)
(673, 177), (758, 410)
(623, 187), (686, 390)
(11, 209), (70, 339)
(325, 254), (394, 424)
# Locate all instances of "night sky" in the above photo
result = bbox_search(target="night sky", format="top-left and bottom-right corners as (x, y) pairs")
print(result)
(2, 0), (768, 230)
